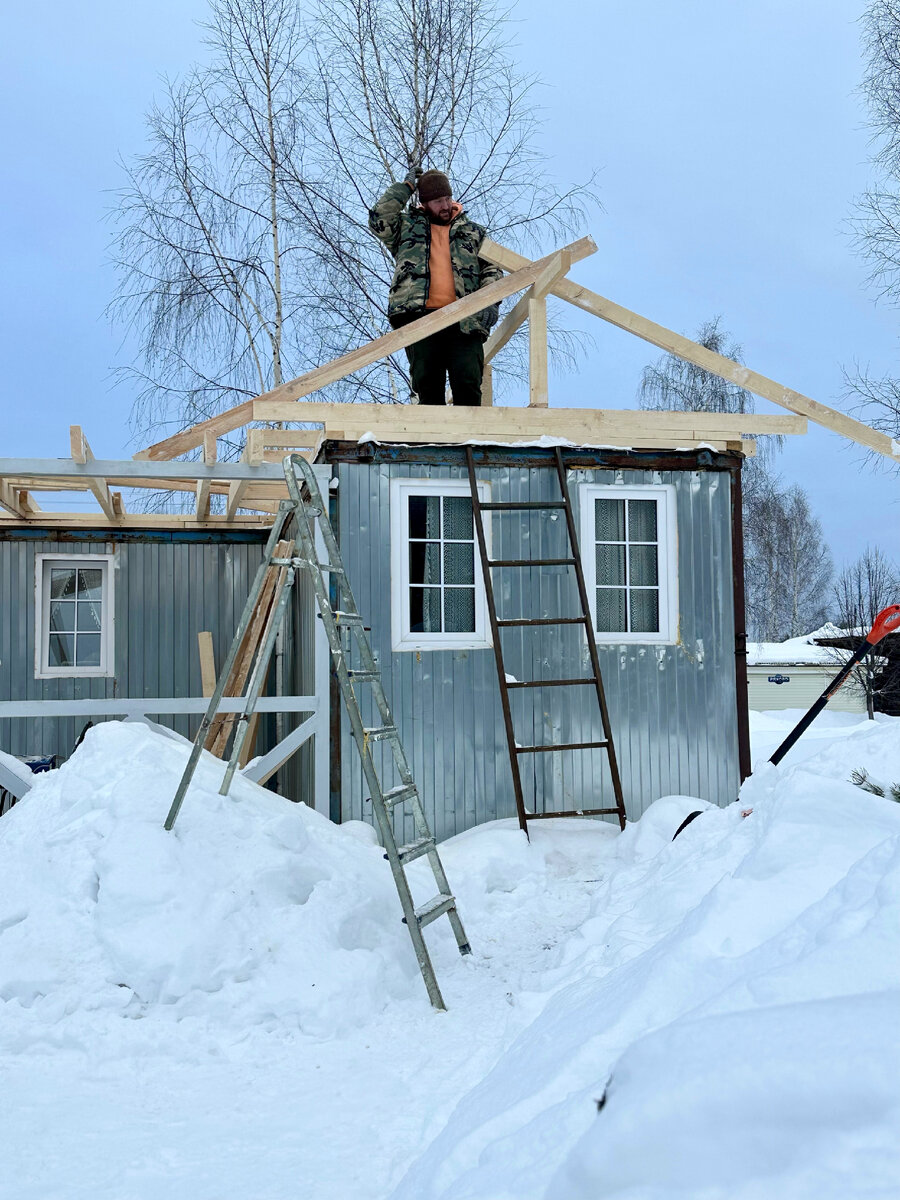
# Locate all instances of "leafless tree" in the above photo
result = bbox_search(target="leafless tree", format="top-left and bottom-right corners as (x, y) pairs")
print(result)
(848, 0), (900, 462)
(636, 317), (828, 641)
(112, 0), (597, 447)
(743, 480), (833, 642)
(830, 546), (900, 717)
(112, 0), (317, 463)
(291, 0), (595, 401)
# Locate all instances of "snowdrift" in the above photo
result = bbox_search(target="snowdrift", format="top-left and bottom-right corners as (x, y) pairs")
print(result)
(0, 721), (418, 1044)
(390, 719), (900, 1200)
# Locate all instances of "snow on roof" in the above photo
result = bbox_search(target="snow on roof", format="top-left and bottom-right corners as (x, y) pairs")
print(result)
(747, 623), (848, 666)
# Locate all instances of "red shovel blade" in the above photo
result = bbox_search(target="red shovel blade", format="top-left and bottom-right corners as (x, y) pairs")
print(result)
(866, 605), (900, 645)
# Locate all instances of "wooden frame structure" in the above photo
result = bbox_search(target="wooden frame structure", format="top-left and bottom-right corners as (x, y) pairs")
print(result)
(2, 234), (896, 528)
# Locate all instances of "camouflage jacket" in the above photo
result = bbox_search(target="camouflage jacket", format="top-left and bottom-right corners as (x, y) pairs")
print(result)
(368, 182), (503, 339)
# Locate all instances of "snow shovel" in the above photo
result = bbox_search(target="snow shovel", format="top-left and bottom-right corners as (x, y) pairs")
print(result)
(767, 604), (900, 767)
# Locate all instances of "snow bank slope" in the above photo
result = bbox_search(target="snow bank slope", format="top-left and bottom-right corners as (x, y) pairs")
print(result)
(391, 721), (900, 1200)
(0, 721), (416, 1043)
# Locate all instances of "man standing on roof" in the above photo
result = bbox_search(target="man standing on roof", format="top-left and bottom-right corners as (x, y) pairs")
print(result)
(369, 167), (503, 406)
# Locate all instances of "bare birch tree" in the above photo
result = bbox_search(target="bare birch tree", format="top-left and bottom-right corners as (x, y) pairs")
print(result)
(112, 0), (319, 461)
(848, 0), (900, 463)
(288, 0), (594, 400)
(112, 0), (596, 444)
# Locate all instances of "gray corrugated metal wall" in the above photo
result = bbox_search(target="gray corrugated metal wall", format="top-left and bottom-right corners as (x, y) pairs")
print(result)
(0, 536), (296, 779)
(335, 460), (741, 842)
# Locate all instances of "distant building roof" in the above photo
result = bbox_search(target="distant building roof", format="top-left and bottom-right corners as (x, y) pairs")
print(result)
(747, 624), (846, 667)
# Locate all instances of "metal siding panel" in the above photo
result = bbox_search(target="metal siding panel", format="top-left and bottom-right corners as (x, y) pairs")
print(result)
(335, 457), (741, 840)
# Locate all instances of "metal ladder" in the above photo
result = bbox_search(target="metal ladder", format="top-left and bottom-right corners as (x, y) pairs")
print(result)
(164, 454), (469, 1011)
(465, 446), (627, 836)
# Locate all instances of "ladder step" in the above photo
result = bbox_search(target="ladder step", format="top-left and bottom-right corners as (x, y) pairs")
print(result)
(506, 678), (597, 689)
(527, 808), (623, 819)
(496, 616), (587, 627)
(348, 670), (379, 682)
(488, 558), (576, 568)
(515, 740), (609, 754)
(478, 501), (567, 511)
(364, 725), (398, 742)
(387, 836), (435, 865)
(404, 894), (455, 929)
(334, 613), (364, 626)
(382, 783), (418, 808)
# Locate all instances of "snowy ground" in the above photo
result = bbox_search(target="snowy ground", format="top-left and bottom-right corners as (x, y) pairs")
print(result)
(1, 710), (898, 1199)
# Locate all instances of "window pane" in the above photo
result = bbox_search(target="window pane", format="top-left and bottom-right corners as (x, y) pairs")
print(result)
(596, 589), (627, 633)
(629, 544), (659, 586)
(596, 543), (625, 585)
(409, 542), (441, 585)
(76, 634), (102, 666)
(49, 601), (75, 632)
(408, 495), (441, 540)
(631, 589), (660, 633)
(628, 499), (658, 542)
(50, 568), (77, 600)
(49, 633), (75, 667)
(77, 569), (103, 600)
(410, 587), (442, 633)
(443, 496), (473, 539)
(76, 601), (102, 632)
(444, 588), (476, 632)
(444, 543), (474, 585)
(595, 498), (625, 541)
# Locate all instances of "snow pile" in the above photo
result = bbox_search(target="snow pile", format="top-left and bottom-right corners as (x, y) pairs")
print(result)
(0, 721), (417, 1044)
(2, 713), (900, 1199)
(746, 623), (847, 665)
(390, 718), (900, 1200)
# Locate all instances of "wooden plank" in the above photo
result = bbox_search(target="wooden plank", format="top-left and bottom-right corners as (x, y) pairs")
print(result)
(528, 296), (549, 408)
(479, 240), (900, 463)
(136, 399), (255, 463)
(484, 249), (573, 365)
(0, 512), (270, 529)
(0, 458), (286, 482)
(0, 481), (27, 519)
(111, 491), (125, 517)
(252, 400), (805, 439)
(481, 364), (493, 407)
(67, 427), (119, 522)
(198, 632), (217, 698)
(197, 432), (217, 518)
(134, 239), (597, 461)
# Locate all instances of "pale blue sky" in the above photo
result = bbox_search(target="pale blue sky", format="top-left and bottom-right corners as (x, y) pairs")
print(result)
(1, 0), (898, 571)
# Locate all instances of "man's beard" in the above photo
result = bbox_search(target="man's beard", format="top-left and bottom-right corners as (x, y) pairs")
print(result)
(428, 210), (453, 225)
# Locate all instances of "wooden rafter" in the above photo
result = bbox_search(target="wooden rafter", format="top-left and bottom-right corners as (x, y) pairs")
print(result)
(479, 241), (900, 464)
(70, 425), (119, 522)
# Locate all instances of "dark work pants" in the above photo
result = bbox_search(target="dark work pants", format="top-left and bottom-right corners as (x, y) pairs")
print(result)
(393, 316), (485, 405)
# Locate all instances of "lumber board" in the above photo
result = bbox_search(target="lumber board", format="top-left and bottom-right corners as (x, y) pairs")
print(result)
(481, 364), (493, 407)
(252, 400), (804, 439)
(479, 240), (900, 463)
(0, 512), (270, 529)
(198, 632), (216, 698)
(528, 296), (549, 408)
(0, 458), (286, 482)
(135, 239), (597, 461)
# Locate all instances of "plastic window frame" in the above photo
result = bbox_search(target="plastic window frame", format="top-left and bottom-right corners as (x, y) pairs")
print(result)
(390, 478), (491, 652)
(579, 483), (678, 645)
(34, 553), (116, 679)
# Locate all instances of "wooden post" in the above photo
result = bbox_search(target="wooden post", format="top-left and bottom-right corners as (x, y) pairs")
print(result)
(481, 364), (493, 407)
(198, 632), (217, 697)
(528, 296), (549, 408)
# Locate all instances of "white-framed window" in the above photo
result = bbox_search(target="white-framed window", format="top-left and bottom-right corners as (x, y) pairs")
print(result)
(390, 479), (491, 651)
(34, 554), (115, 678)
(580, 485), (677, 643)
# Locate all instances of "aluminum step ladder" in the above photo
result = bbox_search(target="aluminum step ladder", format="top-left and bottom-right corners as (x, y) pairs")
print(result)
(164, 454), (470, 1011)
(465, 446), (627, 836)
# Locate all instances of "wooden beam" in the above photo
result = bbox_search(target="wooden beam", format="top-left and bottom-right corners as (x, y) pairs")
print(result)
(198, 632), (217, 698)
(0, 481), (27, 518)
(0, 512), (271, 530)
(484, 249), (573, 366)
(0, 458), (286, 482)
(251, 400), (805, 439)
(196, 431), (217, 518)
(479, 240), (900, 463)
(67, 426), (118, 522)
(528, 295), (549, 408)
(481, 363), (493, 407)
(134, 239), (597, 461)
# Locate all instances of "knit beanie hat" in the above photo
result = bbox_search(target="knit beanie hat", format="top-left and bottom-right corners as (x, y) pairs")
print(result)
(417, 169), (452, 203)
